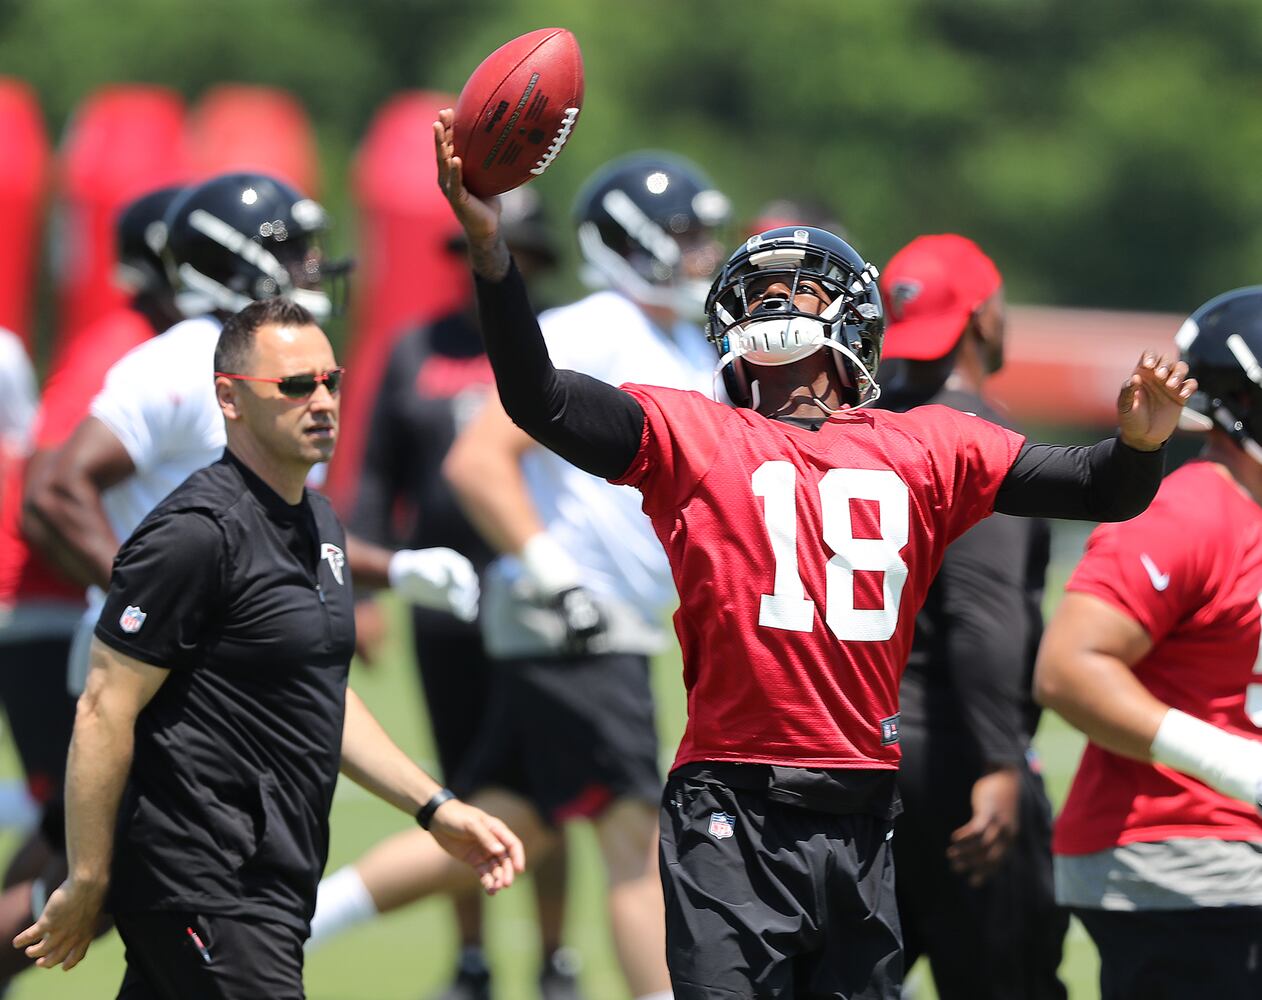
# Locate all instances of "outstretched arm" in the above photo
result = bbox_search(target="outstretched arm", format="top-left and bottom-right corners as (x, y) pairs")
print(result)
(995, 352), (1196, 521)
(434, 110), (643, 481)
(340, 688), (524, 894)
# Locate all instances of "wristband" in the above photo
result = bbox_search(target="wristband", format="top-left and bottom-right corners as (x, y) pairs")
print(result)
(1150, 708), (1262, 805)
(416, 788), (457, 830)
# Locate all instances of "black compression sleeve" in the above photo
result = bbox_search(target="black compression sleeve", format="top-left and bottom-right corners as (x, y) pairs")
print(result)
(474, 261), (645, 481)
(994, 437), (1164, 521)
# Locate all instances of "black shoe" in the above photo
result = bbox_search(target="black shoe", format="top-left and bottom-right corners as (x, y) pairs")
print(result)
(539, 948), (586, 1000)
(428, 967), (491, 1000)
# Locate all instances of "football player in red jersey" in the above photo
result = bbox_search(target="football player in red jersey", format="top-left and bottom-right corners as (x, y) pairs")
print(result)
(1036, 287), (1262, 1000)
(434, 109), (1194, 999)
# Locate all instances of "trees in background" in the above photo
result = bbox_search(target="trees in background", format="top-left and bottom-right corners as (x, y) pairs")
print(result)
(1, 0), (1259, 315)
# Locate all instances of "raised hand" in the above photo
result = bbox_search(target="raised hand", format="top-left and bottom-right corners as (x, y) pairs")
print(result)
(1118, 352), (1197, 451)
(433, 108), (502, 250)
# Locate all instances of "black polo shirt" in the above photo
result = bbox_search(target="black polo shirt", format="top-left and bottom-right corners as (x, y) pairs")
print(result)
(95, 450), (356, 933)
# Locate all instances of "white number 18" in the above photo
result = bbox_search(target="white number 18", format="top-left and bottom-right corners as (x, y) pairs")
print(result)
(752, 461), (910, 642)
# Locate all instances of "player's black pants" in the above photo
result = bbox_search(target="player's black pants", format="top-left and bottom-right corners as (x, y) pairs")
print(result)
(893, 725), (1068, 1000)
(115, 911), (306, 999)
(1075, 905), (1262, 1000)
(410, 621), (495, 779)
(660, 765), (902, 1000)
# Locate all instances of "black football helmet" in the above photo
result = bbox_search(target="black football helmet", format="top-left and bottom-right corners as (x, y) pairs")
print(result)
(706, 226), (884, 410)
(114, 185), (184, 296)
(163, 172), (350, 319)
(573, 151), (730, 314)
(1177, 286), (1262, 462)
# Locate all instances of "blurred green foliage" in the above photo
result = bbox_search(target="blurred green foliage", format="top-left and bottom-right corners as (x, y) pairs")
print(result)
(3, 0), (1262, 313)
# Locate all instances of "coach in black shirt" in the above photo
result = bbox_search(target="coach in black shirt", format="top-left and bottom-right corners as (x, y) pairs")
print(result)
(877, 235), (1067, 1000)
(15, 298), (523, 999)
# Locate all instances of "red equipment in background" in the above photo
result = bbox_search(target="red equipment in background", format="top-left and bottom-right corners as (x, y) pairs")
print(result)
(325, 91), (472, 513)
(188, 84), (320, 196)
(990, 306), (1180, 427)
(53, 85), (188, 357)
(0, 79), (50, 349)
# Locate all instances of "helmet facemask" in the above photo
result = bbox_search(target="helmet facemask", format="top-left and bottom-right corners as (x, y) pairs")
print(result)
(706, 232), (884, 412)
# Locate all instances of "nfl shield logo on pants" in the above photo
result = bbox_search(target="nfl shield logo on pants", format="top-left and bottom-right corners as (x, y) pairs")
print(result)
(708, 811), (735, 840)
(119, 605), (146, 634)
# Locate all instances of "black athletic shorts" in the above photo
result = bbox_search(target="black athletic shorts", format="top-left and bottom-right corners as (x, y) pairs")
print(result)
(660, 765), (902, 1000)
(410, 620), (495, 780)
(0, 636), (77, 803)
(452, 652), (660, 825)
(115, 910), (305, 1000)
(1074, 905), (1262, 1000)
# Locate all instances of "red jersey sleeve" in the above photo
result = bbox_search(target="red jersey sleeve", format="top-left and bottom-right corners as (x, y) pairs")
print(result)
(611, 384), (728, 514)
(906, 404), (1026, 543)
(1067, 497), (1207, 645)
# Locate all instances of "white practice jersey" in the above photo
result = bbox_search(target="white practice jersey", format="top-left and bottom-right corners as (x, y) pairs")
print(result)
(492, 291), (717, 640)
(90, 315), (226, 548)
(0, 328), (37, 455)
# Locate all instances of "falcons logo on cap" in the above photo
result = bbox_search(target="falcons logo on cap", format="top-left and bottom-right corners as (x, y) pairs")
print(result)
(888, 279), (922, 321)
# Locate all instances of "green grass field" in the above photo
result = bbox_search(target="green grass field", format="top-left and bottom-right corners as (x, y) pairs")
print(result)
(3, 523), (1104, 999)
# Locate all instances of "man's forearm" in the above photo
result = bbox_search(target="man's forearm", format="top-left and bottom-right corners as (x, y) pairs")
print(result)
(467, 234), (511, 282)
(445, 449), (543, 557)
(340, 688), (442, 816)
(23, 470), (118, 589)
(344, 533), (392, 590)
(63, 693), (137, 888)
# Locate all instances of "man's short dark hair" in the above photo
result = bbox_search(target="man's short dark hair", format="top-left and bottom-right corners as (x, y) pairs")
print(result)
(214, 298), (317, 374)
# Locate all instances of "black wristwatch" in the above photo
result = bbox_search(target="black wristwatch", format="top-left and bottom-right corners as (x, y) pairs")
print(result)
(416, 788), (457, 830)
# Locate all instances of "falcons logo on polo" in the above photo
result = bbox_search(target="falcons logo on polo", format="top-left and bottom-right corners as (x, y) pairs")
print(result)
(321, 543), (346, 586)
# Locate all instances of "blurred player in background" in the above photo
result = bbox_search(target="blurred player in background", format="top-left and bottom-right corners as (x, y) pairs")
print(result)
(435, 106), (1196, 999)
(26, 171), (477, 697)
(332, 186), (571, 1000)
(311, 150), (730, 1000)
(1036, 287), (1262, 999)
(876, 235), (1067, 999)
(0, 185), (185, 986)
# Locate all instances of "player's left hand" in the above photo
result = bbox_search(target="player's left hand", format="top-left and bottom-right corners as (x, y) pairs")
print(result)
(946, 765), (1021, 887)
(428, 799), (526, 895)
(12, 876), (106, 971)
(388, 547), (480, 622)
(1117, 352), (1197, 451)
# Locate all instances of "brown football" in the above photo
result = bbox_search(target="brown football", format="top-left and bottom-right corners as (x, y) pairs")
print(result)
(452, 28), (585, 197)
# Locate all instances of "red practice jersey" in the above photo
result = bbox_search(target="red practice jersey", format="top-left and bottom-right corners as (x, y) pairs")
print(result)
(0, 308), (153, 605)
(1054, 461), (1262, 855)
(613, 385), (1025, 771)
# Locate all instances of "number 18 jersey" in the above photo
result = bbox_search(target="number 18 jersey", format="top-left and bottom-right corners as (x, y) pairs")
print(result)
(613, 384), (1025, 772)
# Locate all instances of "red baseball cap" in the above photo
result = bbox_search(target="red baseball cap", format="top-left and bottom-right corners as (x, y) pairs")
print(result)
(880, 234), (1002, 361)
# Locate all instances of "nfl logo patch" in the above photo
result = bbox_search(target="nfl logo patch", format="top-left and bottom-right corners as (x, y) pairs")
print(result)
(119, 605), (147, 634)
(708, 811), (735, 840)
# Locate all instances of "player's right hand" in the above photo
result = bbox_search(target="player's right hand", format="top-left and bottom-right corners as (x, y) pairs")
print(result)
(13, 876), (106, 971)
(428, 799), (526, 895)
(548, 585), (608, 654)
(433, 108), (501, 244)
(946, 765), (1021, 887)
